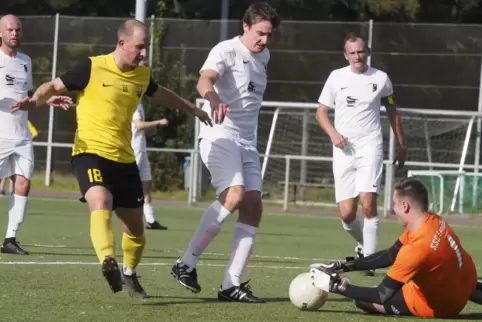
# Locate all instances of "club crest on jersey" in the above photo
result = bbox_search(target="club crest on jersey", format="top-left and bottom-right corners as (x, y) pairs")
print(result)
(122, 85), (128, 93)
(371, 83), (377, 92)
(137, 85), (143, 98)
(5, 74), (14, 86)
(346, 96), (357, 107)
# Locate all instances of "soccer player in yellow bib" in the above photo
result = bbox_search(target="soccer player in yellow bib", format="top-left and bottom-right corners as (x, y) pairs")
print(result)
(11, 19), (212, 298)
(27, 121), (38, 138)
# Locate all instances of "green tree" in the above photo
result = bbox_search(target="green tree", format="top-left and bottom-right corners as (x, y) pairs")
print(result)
(145, 1), (199, 192)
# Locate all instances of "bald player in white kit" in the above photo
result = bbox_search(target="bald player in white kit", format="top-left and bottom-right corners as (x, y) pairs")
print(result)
(316, 33), (407, 276)
(171, 2), (280, 303)
(0, 15), (71, 255)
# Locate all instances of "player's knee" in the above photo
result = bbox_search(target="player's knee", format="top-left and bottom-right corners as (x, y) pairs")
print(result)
(144, 193), (151, 204)
(361, 204), (376, 219)
(85, 186), (113, 211)
(338, 199), (357, 222)
(219, 185), (245, 212)
(359, 193), (377, 218)
(238, 191), (263, 227)
(13, 176), (30, 196)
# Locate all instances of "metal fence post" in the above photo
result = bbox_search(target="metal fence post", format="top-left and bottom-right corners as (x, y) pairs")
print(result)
(367, 19), (373, 66)
(44, 13), (60, 186)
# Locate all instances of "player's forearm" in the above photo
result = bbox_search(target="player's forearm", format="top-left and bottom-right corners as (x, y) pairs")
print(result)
(349, 250), (392, 270)
(387, 108), (407, 149)
(197, 77), (222, 104)
(31, 82), (58, 107)
(348, 240), (402, 271)
(156, 87), (196, 114)
(315, 106), (337, 137)
(338, 276), (402, 305)
(133, 120), (161, 130)
(340, 285), (382, 304)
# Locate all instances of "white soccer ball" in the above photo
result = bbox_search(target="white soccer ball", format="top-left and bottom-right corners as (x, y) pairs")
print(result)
(289, 272), (328, 311)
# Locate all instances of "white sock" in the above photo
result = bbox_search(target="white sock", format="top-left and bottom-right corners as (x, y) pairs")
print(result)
(221, 222), (257, 290)
(341, 217), (364, 246)
(123, 265), (136, 276)
(143, 202), (156, 224)
(363, 216), (380, 257)
(180, 201), (231, 268)
(6, 194), (28, 239)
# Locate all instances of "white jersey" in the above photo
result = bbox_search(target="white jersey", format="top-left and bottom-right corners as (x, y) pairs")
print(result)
(131, 103), (147, 153)
(318, 66), (393, 149)
(198, 36), (269, 145)
(0, 50), (33, 145)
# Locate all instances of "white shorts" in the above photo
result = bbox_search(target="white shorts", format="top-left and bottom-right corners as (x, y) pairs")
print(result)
(332, 143), (383, 203)
(0, 144), (34, 180)
(199, 138), (262, 196)
(135, 151), (152, 182)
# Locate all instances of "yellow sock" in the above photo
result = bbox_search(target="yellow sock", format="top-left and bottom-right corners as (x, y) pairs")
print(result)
(90, 209), (115, 263)
(122, 232), (146, 270)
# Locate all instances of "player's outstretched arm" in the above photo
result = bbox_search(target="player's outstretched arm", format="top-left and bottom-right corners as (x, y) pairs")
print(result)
(133, 119), (168, 131)
(312, 239), (402, 273)
(10, 78), (72, 112)
(311, 267), (403, 306)
(150, 85), (212, 127)
(383, 96), (407, 168)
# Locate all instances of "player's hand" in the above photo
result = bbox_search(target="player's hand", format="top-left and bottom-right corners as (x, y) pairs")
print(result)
(393, 145), (407, 169)
(330, 132), (348, 149)
(311, 258), (356, 273)
(192, 108), (213, 127)
(10, 97), (35, 112)
(310, 266), (349, 294)
(310, 261), (345, 273)
(210, 100), (230, 124)
(46, 95), (72, 110)
(157, 118), (169, 126)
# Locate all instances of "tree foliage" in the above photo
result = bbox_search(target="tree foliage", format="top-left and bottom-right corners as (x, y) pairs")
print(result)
(3, 0), (482, 23)
(144, 1), (199, 191)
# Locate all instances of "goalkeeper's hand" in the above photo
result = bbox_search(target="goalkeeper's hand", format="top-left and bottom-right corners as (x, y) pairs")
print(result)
(310, 266), (350, 294)
(310, 257), (356, 273)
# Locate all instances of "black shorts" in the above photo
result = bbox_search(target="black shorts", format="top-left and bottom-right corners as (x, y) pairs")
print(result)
(71, 153), (144, 210)
(383, 289), (413, 316)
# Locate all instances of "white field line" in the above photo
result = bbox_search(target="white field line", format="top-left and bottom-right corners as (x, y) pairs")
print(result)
(13, 195), (482, 230)
(0, 261), (403, 273)
(0, 261), (312, 270)
(22, 243), (337, 262)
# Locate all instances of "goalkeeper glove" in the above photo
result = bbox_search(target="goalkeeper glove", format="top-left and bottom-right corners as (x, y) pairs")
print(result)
(310, 266), (350, 294)
(310, 256), (356, 273)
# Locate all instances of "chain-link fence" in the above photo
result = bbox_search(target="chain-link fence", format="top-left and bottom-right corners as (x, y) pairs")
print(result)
(16, 16), (482, 205)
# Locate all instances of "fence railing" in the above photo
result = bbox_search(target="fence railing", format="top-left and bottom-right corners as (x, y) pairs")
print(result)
(17, 15), (482, 214)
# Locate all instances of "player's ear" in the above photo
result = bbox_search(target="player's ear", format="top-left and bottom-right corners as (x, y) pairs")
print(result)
(243, 22), (250, 34)
(402, 200), (410, 213)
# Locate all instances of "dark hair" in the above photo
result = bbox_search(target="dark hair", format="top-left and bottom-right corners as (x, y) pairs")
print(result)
(243, 2), (280, 29)
(394, 177), (429, 212)
(343, 32), (368, 52)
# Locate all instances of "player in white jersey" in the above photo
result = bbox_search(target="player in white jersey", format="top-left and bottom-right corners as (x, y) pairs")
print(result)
(171, 2), (280, 303)
(0, 15), (71, 255)
(131, 103), (168, 230)
(316, 34), (407, 276)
